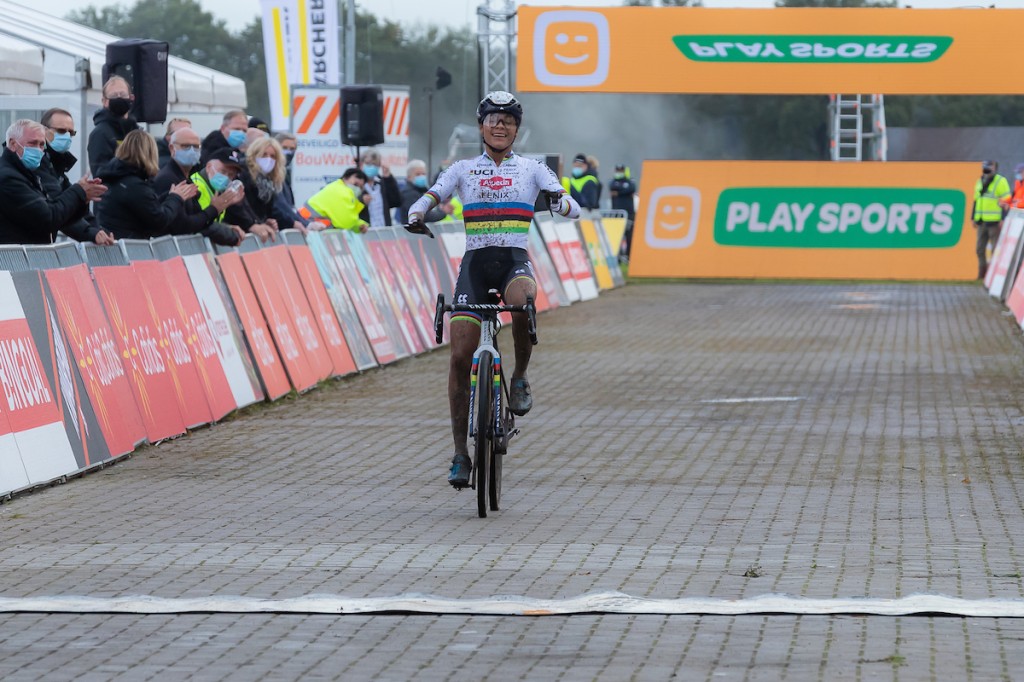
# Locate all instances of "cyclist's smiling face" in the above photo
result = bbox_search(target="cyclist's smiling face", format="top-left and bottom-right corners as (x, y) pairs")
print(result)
(481, 113), (518, 149)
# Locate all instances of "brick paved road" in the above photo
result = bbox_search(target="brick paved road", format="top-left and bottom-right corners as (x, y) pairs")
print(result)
(3, 283), (1024, 680)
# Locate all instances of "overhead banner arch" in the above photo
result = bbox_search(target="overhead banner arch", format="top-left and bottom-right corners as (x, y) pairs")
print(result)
(517, 7), (1024, 95)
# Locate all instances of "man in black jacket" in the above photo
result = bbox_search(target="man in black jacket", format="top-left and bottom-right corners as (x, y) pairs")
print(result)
(0, 119), (107, 244)
(153, 126), (245, 246)
(200, 110), (248, 166)
(87, 76), (139, 176)
(156, 117), (193, 169)
(38, 108), (114, 245)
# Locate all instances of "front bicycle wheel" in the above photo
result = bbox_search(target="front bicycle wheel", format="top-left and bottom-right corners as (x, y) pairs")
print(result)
(474, 351), (494, 518)
(489, 371), (505, 512)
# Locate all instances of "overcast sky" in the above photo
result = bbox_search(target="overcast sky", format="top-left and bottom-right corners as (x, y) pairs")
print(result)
(25, 0), (1024, 34)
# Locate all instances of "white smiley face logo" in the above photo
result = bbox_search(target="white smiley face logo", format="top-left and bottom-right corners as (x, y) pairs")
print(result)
(533, 10), (611, 87)
(645, 187), (702, 250)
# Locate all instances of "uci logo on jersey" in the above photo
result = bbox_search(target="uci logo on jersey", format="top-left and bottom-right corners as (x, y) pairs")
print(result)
(469, 169), (494, 176)
(480, 177), (513, 190)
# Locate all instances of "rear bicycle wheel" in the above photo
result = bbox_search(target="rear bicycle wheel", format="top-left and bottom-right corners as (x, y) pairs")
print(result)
(474, 351), (494, 518)
(489, 371), (505, 512)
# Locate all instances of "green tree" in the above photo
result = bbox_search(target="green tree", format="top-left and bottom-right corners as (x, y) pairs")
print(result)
(68, 0), (269, 119)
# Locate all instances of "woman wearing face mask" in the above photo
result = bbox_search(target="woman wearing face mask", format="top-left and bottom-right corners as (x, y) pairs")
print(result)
(225, 136), (304, 232)
(95, 129), (198, 239)
(396, 159), (445, 225)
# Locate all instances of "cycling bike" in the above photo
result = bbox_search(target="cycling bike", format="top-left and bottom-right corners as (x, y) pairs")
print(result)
(433, 292), (538, 518)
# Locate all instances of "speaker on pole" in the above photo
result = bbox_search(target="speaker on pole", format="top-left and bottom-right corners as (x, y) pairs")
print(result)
(103, 39), (169, 124)
(341, 85), (385, 147)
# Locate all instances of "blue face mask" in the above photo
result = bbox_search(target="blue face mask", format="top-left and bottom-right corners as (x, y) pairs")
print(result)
(226, 129), (246, 148)
(19, 145), (44, 170)
(362, 164), (379, 179)
(174, 147), (201, 168)
(412, 175), (428, 189)
(210, 172), (230, 192)
(49, 133), (73, 154)
(572, 167), (584, 178)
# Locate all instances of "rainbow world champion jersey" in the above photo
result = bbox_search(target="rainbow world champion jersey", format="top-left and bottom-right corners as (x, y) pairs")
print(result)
(408, 152), (578, 251)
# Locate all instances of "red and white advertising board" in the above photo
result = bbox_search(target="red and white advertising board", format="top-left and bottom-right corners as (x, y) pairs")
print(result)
(183, 254), (264, 409)
(536, 218), (581, 303)
(217, 252), (291, 400)
(0, 272), (78, 487)
(44, 265), (146, 455)
(288, 244), (358, 378)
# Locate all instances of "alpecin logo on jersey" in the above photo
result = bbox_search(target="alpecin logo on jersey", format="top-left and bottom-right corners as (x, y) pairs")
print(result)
(479, 176), (513, 190)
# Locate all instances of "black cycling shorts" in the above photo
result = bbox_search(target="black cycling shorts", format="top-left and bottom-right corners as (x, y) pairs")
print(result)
(451, 246), (536, 319)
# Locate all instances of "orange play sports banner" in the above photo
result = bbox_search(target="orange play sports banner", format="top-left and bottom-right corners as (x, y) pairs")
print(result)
(629, 161), (978, 281)
(517, 7), (1024, 94)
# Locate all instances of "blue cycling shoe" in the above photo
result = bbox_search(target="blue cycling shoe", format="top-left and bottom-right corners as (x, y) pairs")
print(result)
(448, 453), (472, 489)
(509, 378), (533, 416)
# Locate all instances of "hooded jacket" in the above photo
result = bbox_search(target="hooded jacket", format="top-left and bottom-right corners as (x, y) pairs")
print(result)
(37, 146), (100, 242)
(87, 107), (139, 176)
(95, 157), (184, 239)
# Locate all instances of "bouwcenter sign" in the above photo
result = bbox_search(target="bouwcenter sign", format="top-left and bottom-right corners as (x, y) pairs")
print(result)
(517, 7), (1024, 94)
(630, 161), (977, 281)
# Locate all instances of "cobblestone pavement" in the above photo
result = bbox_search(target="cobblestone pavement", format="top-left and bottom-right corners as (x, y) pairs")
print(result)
(3, 282), (1024, 681)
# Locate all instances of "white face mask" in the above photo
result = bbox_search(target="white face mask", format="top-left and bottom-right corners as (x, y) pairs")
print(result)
(256, 157), (276, 174)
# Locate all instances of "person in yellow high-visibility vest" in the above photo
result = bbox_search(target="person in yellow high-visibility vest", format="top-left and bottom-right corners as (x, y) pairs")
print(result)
(299, 167), (369, 233)
(973, 160), (1011, 279)
(561, 153), (599, 209)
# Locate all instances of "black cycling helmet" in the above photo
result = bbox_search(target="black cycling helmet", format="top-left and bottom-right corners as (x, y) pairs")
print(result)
(477, 91), (523, 125)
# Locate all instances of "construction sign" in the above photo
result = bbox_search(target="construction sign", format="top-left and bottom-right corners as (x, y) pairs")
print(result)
(517, 7), (1024, 94)
(629, 160), (978, 281)
(290, 85), (411, 207)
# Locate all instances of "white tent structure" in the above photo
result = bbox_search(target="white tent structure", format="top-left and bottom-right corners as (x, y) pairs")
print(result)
(0, 0), (248, 181)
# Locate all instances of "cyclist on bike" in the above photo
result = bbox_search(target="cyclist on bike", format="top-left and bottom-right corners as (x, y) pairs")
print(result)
(407, 91), (581, 488)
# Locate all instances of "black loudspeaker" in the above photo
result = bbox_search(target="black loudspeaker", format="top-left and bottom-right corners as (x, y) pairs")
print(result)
(341, 85), (385, 147)
(103, 39), (169, 124)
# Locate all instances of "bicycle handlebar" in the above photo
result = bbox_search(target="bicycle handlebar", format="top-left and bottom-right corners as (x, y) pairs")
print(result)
(403, 221), (435, 238)
(433, 295), (538, 345)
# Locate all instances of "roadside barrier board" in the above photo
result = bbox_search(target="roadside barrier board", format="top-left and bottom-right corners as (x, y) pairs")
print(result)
(342, 231), (413, 360)
(131, 260), (216, 429)
(321, 231), (399, 365)
(987, 212), (1024, 301)
(0, 272), (78, 487)
(536, 218), (581, 302)
(43, 265), (146, 455)
(13, 271), (112, 472)
(216, 252), (292, 401)
(288, 244), (358, 378)
(556, 222), (599, 300)
(92, 266), (188, 443)
(365, 233), (426, 355)
(378, 229), (441, 351)
(183, 254), (265, 410)
(631, 160), (977, 280)
(159, 257), (239, 423)
(578, 217), (615, 290)
(527, 225), (567, 310)
(305, 232), (378, 371)
(242, 248), (323, 392)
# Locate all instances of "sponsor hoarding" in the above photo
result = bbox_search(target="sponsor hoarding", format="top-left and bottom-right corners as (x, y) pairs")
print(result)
(630, 161), (977, 280)
(517, 7), (1024, 94)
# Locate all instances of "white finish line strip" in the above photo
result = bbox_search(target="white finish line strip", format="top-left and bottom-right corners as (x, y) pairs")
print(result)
(2, 592), (1023, 617)
(700, 397), (805, 404)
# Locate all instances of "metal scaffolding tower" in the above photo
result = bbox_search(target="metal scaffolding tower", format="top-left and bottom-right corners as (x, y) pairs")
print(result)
(829, 94), (887, 162)
(477, 0), (516, 98)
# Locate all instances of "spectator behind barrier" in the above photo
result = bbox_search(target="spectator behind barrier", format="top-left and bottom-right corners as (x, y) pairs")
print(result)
(38, 107), (114, 245)
(272, 131), (306, 228)
(95, 129), (198, 240)
(609, 163), (636, 260)
(396, 159), (445, 225)
(153, 126), (246, 247)
(300, 167), (369, 233)
(88, 75), (140, 176)
(562, 153), (599, 209)
(358, 147), (401, 228)
(0, 118), (107, 245)
(200, 109), (248, 166)
(233, 136), (303, 232)
(189, 147), (277, 243)
(157, 117), (193, 169)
